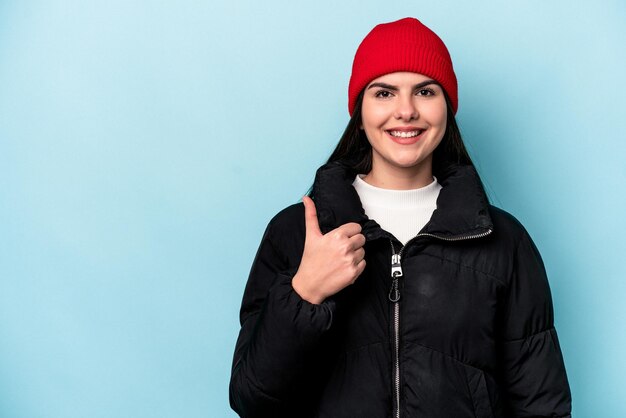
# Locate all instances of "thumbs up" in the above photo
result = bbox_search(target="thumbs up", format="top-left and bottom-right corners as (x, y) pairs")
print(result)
(292, 196), (367, 304)
(302, 196), (322, 240)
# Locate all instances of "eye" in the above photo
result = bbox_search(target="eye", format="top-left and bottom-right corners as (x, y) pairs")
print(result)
(374, 90), (393, 98)
(416, 88), (436, 96)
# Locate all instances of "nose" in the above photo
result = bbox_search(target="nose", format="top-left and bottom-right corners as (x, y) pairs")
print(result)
(393, 94), (419, 121)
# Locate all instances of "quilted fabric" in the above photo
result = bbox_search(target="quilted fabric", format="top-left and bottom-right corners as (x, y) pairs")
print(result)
(229, 160), (572, 418)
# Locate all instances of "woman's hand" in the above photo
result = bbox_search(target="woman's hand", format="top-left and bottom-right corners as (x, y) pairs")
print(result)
(292, 196), (367, 304)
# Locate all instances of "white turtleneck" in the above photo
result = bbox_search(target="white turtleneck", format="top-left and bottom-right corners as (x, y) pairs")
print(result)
(352, 174), (442, 245)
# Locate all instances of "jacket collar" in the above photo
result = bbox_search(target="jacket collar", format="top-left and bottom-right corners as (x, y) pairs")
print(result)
(311, 160), (493, 242)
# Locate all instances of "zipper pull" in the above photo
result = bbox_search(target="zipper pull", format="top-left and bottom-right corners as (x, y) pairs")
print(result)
(391, 254), (403, 278)
(389, 254), (402, 302)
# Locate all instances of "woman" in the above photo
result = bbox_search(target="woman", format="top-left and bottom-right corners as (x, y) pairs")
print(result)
(229, 17), (572, 418)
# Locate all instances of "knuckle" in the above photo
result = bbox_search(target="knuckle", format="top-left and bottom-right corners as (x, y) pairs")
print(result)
(341, 222), (359, 234)
(353, 234), (365, 247)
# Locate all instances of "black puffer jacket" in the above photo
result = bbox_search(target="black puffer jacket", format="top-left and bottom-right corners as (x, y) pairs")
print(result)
(229, 160), (572, 418)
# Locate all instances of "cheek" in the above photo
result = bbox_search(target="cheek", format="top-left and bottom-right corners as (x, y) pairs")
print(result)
(424, 100), (448, 128)
(423, 105), (447, 146)
(361, 103), (388, 128)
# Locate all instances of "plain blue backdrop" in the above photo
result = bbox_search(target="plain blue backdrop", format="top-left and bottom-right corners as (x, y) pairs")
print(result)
(1, 0), (624, 417)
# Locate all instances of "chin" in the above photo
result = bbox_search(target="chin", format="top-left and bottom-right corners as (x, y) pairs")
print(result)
(392, 156), (426, 168)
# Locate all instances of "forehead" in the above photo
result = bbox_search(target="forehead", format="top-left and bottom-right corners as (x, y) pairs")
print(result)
(366, 71), (433, 87)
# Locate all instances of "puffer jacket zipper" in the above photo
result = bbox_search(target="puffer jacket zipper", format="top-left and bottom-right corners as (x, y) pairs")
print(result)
(387, 228), (492, 418)
(389, 239), (402, 418)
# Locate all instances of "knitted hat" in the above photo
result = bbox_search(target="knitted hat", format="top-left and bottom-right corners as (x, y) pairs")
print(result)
(348, 17), (458, 116)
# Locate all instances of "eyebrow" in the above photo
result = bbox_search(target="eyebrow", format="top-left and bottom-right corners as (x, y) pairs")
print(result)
(366, 80), (439, 91)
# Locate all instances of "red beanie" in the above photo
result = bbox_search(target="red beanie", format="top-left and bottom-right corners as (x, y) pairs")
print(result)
(348, 17), (458, 116)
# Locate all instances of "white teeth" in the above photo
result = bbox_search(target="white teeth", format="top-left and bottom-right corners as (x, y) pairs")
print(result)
(388, 130), (422, 138)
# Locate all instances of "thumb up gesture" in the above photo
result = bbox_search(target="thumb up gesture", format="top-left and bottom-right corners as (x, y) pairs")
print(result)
(292, 196), (367, 304)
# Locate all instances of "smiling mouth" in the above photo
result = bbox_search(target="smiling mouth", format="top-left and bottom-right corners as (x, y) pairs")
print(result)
(386, 129), (424, 138)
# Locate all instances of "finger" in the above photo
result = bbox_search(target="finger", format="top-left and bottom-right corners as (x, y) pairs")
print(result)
(355, 258), (366, 277)
(353, 247), (365, 263)
(302, 196), (322, 238)
(348, 233), (366, 250)
(336, 222), (362, 238)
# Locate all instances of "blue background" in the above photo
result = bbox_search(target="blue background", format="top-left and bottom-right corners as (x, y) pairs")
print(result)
(1, 1), (624, 417)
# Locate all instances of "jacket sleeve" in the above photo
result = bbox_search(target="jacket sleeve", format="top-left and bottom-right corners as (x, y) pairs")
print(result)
(229, 217), (336, 418)
(497, 228), (572, 417)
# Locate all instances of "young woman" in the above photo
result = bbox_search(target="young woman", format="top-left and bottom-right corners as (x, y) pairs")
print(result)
(229, 17), (572, 418)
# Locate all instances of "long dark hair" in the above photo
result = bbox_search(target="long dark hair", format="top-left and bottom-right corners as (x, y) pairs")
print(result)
(307, 85), (488, 202)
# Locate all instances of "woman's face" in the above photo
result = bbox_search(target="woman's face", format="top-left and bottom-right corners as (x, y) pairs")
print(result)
(360, 71), (447, 176)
